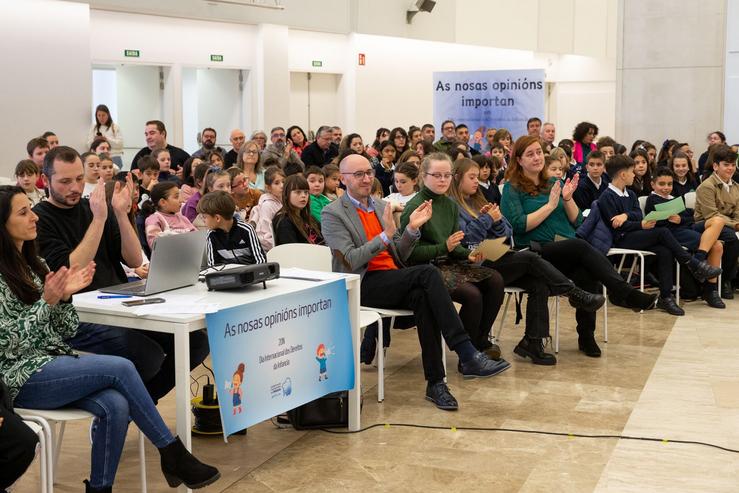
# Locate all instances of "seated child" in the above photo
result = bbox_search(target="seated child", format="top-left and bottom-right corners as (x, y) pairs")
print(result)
(227, 167), (261, 220)
(81, 151), (101, 198)
(26, 137), (49, 190)
(273, 174), (325, 246)
(669, 150), (698, 198)
(98, 153), (116, 182)
(306, 166), (331, 223)
(143, 182), (197, 249)
(646, 167), (725, 308)
(15, 159), (45, 206)
(694, 145), (739, 297)
(472, 155), (501, 203)
(598, 154), (721, 316)
(627, 148), (652, 197)
(384, 162), (419, 211)
(249, 166), (285, 251)
(596, 136), (617, 162)
(182, 168), (230, 222)
(322, 164), (344, 201)
(136, 156), (160, 208)
(544, 155), (564, 180)
(198, 191), (267, 266)
(152, 147), (181, 185)
(370, 177), (384, 201)
(573, 150), (610, 210)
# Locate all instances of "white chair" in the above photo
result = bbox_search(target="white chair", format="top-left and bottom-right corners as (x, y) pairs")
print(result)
(493, 287), (561, 353)
(15, 408), (147, 493)
(638, 195), (648, 214)
(683, 191), (696, 210)
(20, 416), (52, 493)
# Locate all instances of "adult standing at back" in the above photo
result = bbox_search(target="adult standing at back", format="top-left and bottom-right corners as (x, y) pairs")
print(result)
(130, 120), (190, 173)
(87, 104), (124, 168)
(224, 129), (245, 168)
(301, 126), (339, 168)
(33, 146), (209, 403)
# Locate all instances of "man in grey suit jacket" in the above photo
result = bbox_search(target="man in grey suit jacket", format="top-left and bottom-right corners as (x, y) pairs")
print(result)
(321, 154), (510, 411)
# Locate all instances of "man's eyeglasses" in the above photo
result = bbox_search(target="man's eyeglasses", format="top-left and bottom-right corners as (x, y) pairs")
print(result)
(341, 169), (376, 180)
(425, 172), (453, 180)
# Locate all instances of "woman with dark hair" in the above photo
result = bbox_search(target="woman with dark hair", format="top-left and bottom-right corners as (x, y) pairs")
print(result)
(571, 121), (598, 171)
(449, 158), (604, 364)
(389, 127), (410, 154)
(87, 104), (124, 167)
(339, 133), (370, 159)
(0, 185), (219, 492)
(500, 136), (658, 357)
(414, 139), (435, 160)
(273, 175), (324, 246)
(698, 131), (727, 177)
(369, 127), (390, 158)
(286, 125), (309, 157)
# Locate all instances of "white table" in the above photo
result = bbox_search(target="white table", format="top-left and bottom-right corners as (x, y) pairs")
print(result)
(73, 273), (362, 453)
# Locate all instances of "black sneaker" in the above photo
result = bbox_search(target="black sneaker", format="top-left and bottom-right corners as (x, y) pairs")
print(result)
(425, 381), (458, 411)
(721, 280), (735, 300)
(567, 287), (606, 312)
(687, 259), (722, 283)
(513, 336), (557, 365)
(577, 332), (602, 357)
(702, 289), (726, 309)
(657, 296), (685, 316)
(457, 352), (511, 379)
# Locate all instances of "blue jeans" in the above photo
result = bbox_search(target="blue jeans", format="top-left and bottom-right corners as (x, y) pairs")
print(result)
(68, 323), (210, 403)
(14, 355), (174, 488)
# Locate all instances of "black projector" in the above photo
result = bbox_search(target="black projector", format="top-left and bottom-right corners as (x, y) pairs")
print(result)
(205, 262), (280, 291)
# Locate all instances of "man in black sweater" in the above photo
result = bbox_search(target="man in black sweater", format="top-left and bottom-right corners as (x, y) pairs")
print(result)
(597, 154), (721, 316)
(301, 126), (338, 168)
(34, 146), (209, 403)
(130, 120), (190, 172)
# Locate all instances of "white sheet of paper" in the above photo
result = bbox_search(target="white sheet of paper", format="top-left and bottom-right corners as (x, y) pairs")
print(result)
(132, 303), (221, 316)
(279, 267), (347, 282)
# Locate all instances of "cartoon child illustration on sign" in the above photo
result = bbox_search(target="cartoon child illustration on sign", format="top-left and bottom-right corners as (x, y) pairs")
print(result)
(316, 344), (329, 381)
(228, 363), (245, 415)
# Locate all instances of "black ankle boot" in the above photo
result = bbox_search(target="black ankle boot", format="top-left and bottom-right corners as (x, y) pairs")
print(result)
(159, 437), (221, 489)
(84, 480), (112, 493)
(513, 336), (557, 365)
(577, 331), (601, 358)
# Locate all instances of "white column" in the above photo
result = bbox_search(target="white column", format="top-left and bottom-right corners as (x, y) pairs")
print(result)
(255, 24), (290, 132)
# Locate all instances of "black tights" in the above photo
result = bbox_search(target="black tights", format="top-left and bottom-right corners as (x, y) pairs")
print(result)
(450, 272), (505, 351)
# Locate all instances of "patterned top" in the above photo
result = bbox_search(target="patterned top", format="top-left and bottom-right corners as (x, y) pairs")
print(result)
(0, 270), (79, 399)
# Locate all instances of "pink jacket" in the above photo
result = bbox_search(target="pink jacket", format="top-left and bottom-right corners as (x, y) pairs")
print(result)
(573, 141), (597, 165)
(145, 211), (197, 249)
(248, 192), (282, 252)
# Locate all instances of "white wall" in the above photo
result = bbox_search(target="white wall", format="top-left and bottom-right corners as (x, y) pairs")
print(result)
(91, 68), (118, 124)
(725, 0), (739, 143)
(617, 0), (725, 151)
(0, 0), (91, 177)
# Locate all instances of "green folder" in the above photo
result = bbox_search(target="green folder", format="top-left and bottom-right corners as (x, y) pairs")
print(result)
(653, 196), (686, 215)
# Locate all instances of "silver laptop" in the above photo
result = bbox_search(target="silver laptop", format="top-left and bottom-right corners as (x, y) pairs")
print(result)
(101, 230), (208, 296)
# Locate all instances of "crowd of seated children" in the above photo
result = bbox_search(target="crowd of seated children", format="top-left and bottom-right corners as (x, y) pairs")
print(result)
(198, 191), (266, 267)
(274, 174), (325, 246)
(597, 155), (722, 316)
(645, 167), (725, 308)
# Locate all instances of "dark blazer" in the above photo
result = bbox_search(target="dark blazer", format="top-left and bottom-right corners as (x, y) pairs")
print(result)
(301, 142), (338, 168)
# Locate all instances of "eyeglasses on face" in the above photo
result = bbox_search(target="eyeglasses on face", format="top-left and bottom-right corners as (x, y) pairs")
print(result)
(425, 172), (453, 180)
(341, 169), (376, 180)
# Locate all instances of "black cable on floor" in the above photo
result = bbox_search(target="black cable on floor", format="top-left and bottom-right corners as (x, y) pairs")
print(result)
(319, 422), (739, 455)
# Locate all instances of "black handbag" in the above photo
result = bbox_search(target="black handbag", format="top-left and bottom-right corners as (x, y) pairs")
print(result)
(286, 391), (356, 430)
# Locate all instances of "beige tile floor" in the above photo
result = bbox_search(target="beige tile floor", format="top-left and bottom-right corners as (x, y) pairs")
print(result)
(12, 297), (739, 492)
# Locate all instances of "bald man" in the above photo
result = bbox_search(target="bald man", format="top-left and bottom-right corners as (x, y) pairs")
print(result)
(224, 129), (246, 168)
(321, 155), (510, 411)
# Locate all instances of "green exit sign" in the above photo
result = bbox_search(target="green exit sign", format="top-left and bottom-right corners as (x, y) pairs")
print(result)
(124, 49), (140, 58)
(312, 60), (323, 67)
(210, 54), (224, 62)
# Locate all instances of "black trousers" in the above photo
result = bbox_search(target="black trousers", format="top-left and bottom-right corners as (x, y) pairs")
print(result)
(615, 227), (692, 297)
(449, 272), (505, 351)
(485, 250), (574, 339)
(0, 407), (38, 490)
(538, 239), (634, 334)
(361, 265), (470, 383)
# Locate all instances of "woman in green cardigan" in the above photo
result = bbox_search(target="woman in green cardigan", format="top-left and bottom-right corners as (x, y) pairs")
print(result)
(499, 135), (659, 357)
(400, 152), (505, 361)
